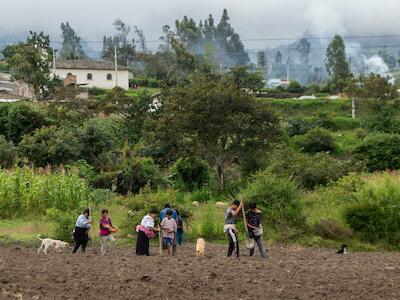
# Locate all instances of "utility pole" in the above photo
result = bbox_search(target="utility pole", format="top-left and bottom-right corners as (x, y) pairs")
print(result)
(114, 45), (118, 87)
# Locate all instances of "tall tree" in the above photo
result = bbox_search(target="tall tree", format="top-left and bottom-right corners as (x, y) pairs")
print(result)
(59, 22), (86, 59)
(325, 35), (351, 92)
(257, 51), (266, 69)
(296, 38), (311, 65)
(102, 19), (136, 66)
(149, 74), (279, 191)
(2, 31), (61, 100)
(134, 26), (147, 53)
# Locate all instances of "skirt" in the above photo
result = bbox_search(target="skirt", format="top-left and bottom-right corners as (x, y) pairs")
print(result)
(136, 230), (150, 256)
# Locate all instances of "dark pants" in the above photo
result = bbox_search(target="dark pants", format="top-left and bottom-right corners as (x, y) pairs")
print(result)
(136, 230), (150, 256)
(176, 230), (184, 245)
(72, 227), (89, 253)
(226, 228), (239, 257)
(249, 235), (266, 258)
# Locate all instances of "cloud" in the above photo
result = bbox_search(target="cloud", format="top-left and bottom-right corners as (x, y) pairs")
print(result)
(1, 0), (399, 49)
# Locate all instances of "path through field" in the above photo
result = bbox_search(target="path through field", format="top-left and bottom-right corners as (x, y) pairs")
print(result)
(0, 243), (399, 299)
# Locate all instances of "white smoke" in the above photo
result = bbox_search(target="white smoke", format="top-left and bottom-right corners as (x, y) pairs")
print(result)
(364, 55), (389, 76)
(303, 1), (347, 37)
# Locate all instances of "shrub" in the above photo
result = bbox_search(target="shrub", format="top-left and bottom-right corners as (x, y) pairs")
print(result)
(353, 133), (400, 172)
(0, 135), (16, 167)
(268, 147), (359, 189)
(200, 205), (220, 240)
(243, 172), (305, 230)
(344, 175), (400, 246)
(19, 126), (82, 167)
(190, 189), (210, 203)
(287, 117), (313, 136)
(287, 80), (305, 93)
(294, 127), (337, 154)
(0, 103), (49, 143)
(77, 122), (115, 166)
(171, 157), (209, 192)
(313, 218), (353, 240)
(46, 208), (77, 242)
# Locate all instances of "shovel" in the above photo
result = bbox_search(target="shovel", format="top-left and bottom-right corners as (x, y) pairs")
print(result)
(158, 229), (163, 255)
(240, 199), (254, 250)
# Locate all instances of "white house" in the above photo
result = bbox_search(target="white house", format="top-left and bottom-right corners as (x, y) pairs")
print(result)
(54, 59), (129, 90)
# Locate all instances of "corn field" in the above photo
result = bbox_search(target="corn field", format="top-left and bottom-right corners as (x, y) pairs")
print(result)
(0, 167), (93, 219)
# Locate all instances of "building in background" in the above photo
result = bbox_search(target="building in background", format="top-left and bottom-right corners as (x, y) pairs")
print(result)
(53, 59), (129, 90)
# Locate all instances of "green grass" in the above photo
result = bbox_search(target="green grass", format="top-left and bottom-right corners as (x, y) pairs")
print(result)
(259, 98), (352, 118)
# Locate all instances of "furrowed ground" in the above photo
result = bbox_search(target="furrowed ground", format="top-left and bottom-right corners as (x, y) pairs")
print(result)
(0, 243), (399, 300)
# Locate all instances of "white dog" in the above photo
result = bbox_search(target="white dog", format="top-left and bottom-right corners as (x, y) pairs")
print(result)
(196, 238), (205, 256)
(37, 235), (70, 254)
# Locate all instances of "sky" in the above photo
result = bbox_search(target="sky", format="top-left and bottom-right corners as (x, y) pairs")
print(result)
(1, 0), (400, 51)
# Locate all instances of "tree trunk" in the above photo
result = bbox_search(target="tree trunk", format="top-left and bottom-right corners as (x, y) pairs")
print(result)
(351, 98), (356, 119)
(216, 163), (225, 193)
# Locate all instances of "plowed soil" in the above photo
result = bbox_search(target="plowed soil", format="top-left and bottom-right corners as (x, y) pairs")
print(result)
(0, 243), (399, 299)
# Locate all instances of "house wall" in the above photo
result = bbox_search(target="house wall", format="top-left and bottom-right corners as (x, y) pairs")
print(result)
(54, 69), (129, 90)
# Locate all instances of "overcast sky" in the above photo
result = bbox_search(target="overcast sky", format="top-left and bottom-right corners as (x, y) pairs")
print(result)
(1, 0), (400, 50)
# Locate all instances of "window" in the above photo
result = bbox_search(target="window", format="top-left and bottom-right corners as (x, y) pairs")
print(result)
(87, 73), (93, 80)
(106, 73), (112, 80)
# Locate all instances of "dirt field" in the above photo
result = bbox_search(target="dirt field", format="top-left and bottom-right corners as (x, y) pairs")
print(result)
(0, 243), (399, 300)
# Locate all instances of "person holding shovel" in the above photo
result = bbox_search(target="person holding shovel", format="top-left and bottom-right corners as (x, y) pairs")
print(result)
(72, 208), (92, 253)
(246, 202), (266, 258)
(224, 199), (243, 258)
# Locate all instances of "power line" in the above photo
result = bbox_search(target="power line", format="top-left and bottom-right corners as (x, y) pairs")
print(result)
(1, 34), (400, 44)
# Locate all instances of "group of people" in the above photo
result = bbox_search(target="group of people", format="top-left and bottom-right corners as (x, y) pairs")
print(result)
(136, 203), (184, 256)
(224, 200), (266, 258)
(72, 208), (117, 255)
(71, 199), (266, 259)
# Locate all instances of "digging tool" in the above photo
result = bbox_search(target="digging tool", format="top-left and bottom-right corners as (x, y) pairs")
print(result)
(158, 228), (163, 255)
(88, 204), (97, 254)
(238, 195), (254, 250)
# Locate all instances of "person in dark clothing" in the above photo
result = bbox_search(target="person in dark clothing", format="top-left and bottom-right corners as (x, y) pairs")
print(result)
(175, 209), (184, 245)
(72, 208), (92, 253)
(246, 202), (266, 258)
(224, 199), (243, 257)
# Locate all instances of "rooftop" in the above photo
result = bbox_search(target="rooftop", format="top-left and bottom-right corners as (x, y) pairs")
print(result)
(55, 59), (129, 71)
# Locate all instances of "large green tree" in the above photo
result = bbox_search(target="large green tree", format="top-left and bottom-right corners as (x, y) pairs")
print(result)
(325, 35), (351, 92)
(149, 74), (280, 191)
(2, 31), (61, 99)
(59, 22), (86, 59)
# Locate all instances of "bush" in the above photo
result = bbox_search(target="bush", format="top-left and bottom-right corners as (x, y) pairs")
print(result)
(0, 135), (16, 167)
(344, 175), (400, 246)
(46, 208), (77, 242)
(200, 205), (220, 240)
(0, 103), (49, 143)
(171, 157), (209, 192)
(353, 133), (400, 172)
(243, 172), (305, 230)
(294, 127), (337, 154)
(268, 147), (360, 189)
(88, 87), (107, 97)
(287, 80), (305, 93)
(287, 117), (314, 136)
(19, 126), (82, 167)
